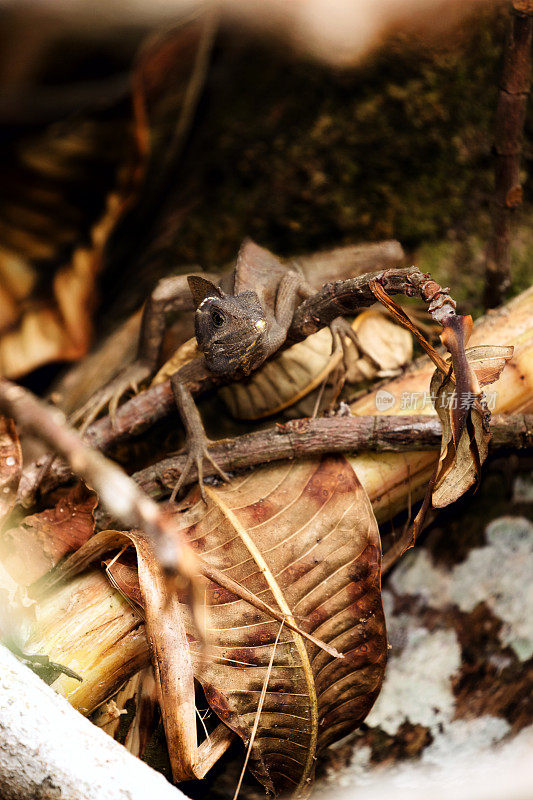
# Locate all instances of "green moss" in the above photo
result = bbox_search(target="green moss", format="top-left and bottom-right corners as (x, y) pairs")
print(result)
(415, 207), (533, 317)
(123, 2), (531, 314)
(166, 6), (514, 264)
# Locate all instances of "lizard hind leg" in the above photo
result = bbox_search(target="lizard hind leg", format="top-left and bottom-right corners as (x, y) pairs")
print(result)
(312, 317), (362, 417)
(329, 316), (361, 370)
(312, 317), (361, 416)
(70, 360), (152, 431)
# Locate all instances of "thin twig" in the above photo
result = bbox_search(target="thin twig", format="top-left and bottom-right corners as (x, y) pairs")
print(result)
(196, 560), (342, 659)
(484, 0), (533, 308)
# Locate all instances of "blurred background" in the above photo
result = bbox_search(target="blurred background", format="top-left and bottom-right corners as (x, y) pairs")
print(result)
(0, 0), (531, 390)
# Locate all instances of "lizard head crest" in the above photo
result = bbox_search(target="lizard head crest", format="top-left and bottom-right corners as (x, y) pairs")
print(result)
(188, 276), (268, 377)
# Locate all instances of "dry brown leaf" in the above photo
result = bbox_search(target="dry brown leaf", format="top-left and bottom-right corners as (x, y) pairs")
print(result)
(0, 14), (213, 381)
(104, 550), (144, 611)
(464, 345), (515, 391)
(347, 309), (412, 382)
(151, 337), (200, 386)
(177, 457), (387, 794)
(0, 482), (97, 586)
(220, 327), (341, 420)
(431, 343), (514, 508)
(0, 191), (125, 379)
(36, 528), (199, 779)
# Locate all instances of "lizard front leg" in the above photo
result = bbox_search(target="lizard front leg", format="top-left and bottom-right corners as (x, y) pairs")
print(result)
(269, 271), (360, 363)
(71, 272), (219, 429)
(269, 272), (362, 412)
(170, 371), (229, 502)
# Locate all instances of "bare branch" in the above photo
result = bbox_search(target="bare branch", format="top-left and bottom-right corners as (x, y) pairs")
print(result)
(484, 0), (533, 308)
(130, 413), (533, 501)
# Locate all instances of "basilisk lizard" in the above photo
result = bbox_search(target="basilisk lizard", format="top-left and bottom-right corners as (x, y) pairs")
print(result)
(74, 239), (359, 499)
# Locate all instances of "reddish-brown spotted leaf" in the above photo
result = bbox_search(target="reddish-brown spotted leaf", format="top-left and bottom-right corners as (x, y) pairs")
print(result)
(0, 482), (97, 585)
(48, 456), (387, 795)
(178, 456), (387, 795)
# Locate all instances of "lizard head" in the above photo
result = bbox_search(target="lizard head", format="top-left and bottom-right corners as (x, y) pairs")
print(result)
(188, 276), (268, 377)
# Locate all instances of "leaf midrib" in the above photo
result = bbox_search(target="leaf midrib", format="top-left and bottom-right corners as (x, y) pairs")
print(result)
(206, 486), (318, 794)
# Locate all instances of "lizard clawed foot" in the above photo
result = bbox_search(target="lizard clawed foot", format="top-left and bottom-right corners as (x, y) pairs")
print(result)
(70, 361), (152, 431)
(321, 317), (359, 412)
(170, 433), (230, 504)
(329, 317), (361, 370)
(313, 318), (358, 417)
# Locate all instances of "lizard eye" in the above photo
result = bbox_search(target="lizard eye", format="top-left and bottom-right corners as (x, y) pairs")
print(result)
(210, 309), (226, 328)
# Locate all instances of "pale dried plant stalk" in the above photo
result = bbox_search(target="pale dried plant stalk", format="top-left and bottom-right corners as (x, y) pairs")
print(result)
(22, 569), (150, 713)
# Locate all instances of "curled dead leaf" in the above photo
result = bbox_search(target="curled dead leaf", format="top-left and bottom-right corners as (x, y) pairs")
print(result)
(464, 345), (516, 389)
(347, 309), (412, 382)
(0, 14), (214, 381)
(151, 337), (199, 386)
(439, 314), (476, 446)
(220, 327), (341, 420)
(431, 343), (514, 508)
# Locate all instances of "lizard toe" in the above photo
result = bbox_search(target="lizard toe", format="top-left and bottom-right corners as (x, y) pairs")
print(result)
(204, 449), (230, 483)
